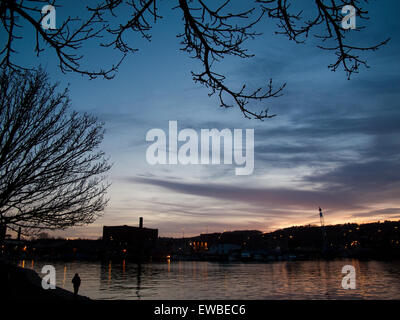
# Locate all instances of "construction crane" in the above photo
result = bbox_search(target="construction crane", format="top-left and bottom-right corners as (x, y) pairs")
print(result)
(319, 207), (328, 252)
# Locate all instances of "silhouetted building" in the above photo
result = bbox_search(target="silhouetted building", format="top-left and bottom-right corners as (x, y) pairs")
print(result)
(139, 217), (143, 229)
(102, 218), (158, 261)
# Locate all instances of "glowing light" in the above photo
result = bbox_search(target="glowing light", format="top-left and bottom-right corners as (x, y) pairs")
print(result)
(350, 240), (360, 247)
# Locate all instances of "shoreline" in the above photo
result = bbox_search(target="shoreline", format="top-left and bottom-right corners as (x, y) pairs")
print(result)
(0, 258), (90, 300)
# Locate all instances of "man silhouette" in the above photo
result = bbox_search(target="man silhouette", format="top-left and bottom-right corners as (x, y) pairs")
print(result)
(72, 273), (81, 298)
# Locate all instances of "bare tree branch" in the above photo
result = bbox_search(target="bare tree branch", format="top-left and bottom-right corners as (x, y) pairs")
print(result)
(176, 0), (285, 119)
(1, 0), (124, 79)
(258, 0), (390, 79)
(0, 0), (390, 119)
(0, 68), (111, 233)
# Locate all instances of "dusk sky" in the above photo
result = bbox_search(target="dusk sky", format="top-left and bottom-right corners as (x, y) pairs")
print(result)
(5, 0), (400, 238)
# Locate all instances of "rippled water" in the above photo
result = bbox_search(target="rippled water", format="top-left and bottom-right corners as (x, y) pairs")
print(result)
(19, 259), (400, 299)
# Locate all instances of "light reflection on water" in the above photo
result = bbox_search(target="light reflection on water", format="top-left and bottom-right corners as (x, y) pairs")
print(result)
(20, 259), (400, 300)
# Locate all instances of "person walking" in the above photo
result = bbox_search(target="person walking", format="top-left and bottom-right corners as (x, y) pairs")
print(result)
(72, 273), (81, 298)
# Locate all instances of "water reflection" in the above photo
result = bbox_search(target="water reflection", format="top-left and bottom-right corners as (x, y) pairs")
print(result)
(62, 265), (67, 287)
(136, 264), (142, 299)
(23, 260), (400, 300)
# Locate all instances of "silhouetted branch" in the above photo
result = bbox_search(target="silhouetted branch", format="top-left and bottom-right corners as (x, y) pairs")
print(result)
(1, 0), (123, 79)
(177, 0), (285, 119)
(88, 0), (160, 53)
(0, 68), (111, 232)
(258, 0), (390, 79)
(0, 0), (390, 119)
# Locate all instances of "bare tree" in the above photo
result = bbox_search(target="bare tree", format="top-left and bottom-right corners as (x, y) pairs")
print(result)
(0, 68), (111, 233)
(0, 0), (390, 119)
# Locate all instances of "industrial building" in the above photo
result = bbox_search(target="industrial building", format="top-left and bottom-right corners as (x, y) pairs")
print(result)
(102, 217), (158, 261)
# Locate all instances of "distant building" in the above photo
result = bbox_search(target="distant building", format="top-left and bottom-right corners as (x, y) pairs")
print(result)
(208, 243), (241, 255)
(102, 217), (158, 260)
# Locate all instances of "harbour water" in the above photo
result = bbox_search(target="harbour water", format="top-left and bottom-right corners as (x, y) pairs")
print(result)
(19, 259), (400, 300)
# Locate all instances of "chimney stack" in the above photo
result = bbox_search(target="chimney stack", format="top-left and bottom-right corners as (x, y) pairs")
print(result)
(139, 217), (143, 229)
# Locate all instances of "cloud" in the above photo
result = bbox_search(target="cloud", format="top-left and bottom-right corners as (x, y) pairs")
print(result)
(306, 160), (400, 192)
(131, 176), (358, 210)
(352, 208), (400, 218)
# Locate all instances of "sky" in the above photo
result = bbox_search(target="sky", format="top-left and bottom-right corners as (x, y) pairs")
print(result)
(2, 0), (400, 238)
